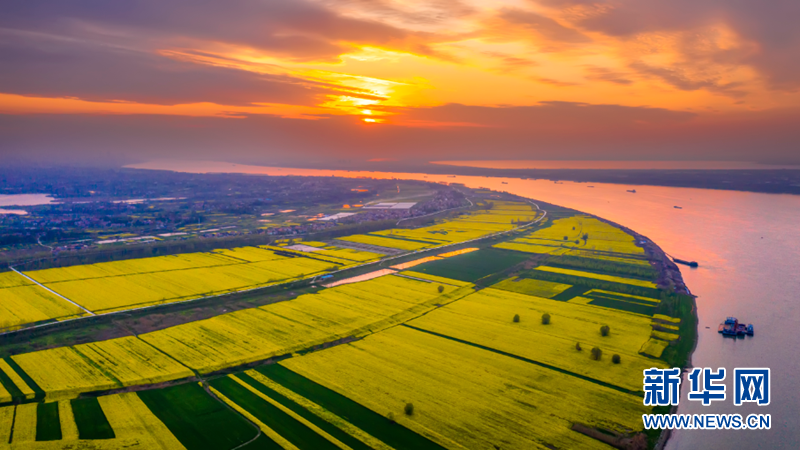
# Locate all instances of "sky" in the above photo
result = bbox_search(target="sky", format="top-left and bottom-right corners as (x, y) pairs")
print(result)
(1, 0), (799, 166)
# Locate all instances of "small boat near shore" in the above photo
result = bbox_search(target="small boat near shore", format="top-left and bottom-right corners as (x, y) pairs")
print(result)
(627, 189), (636, 193)
(718, 317), (754, 337)
(674, 205), (683, 209)
(672, 257), (699, 268)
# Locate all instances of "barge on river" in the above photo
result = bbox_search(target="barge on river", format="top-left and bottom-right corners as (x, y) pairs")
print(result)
(718, 317), (754, 337)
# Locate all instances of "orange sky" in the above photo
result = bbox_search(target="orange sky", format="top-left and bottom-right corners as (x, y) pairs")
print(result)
(1, 0), (799, 164)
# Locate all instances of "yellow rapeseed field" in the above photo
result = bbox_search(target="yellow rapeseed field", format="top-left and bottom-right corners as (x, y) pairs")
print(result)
(0, 405), (13, 444)
(10, 403), (38, 443)
(500, 215), (645, 256)
(58, 400), (79, 440)
(12, 336), (192, 401)
(0, 272), (31, 289)
(141, 275), (469, 374)
(33, 251), (334, 313)
(408, 288), (664, 391)
(491, 277), (572, 298)
(0, 285), (86, 331)
(639, 338), (670, 358)
(283, 326), (649, 450)
(337, 234), (432, 251)
(339, 201), (534, 251)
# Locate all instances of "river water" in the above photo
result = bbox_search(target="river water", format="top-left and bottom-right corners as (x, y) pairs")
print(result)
(131, 160), (800, 448)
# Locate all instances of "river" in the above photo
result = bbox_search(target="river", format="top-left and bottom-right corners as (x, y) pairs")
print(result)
(130, 160), (800, 448)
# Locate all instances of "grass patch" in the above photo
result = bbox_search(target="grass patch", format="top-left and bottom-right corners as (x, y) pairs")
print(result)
(256, 364), (447, 450)
(71, 397), (115, 439)
(550, 285), (592, 301)
(138, 383), (257, 450)
(36, 402), (62, 441)
(411, 248), (529, 282)
(656, 294), (697, 369)
(525, 269), (662, 299)
(239, 433), (285, 450)
(587, 297), (656, 316)
(546, 255), (655, 279)
(235, 372), (373, 450)
(0, 364), (23, 401)
(210, 376), (340, 450)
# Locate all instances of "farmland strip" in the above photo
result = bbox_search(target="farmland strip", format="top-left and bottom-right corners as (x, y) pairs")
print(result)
(403, 324), (639, 395)
(210, 376), (341, 450)
(35, 402), (61, 441)
(256, 365), (447, 450)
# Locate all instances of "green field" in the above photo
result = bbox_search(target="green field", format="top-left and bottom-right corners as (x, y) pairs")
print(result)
(410, 248), (529, 282)
(138, 382), (260, 450)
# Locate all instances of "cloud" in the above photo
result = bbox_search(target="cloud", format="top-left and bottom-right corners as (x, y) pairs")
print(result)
(0, 32), (332, 106)
(0, 0), (437, 62)
(482, 8), (590, 50)
(583, 66), (633, 85)
(545, 0), (800, 90)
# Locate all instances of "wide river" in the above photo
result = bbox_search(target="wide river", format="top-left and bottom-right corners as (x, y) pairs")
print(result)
(132, 161), (800, 448)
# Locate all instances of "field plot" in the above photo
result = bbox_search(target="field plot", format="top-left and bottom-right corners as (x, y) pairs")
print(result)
(138, 383), (261, 450)
(242, 367), (443, 450)
(210, 376), (343, 450)
(338, 201), (537, 251)
(536, 266), (657, 288)
(0, 286), (86, 331)
(396, 271), (472, 287)
(25, 247), (339, 314)
(492, 277), (572, 298)
(409, 248), (529, 282)
(0, 271), (32, 288)
(12, 336), (193, 401)
(140, 275), (469, 373)
(407, 288), (664, 391)
(496, 215), (647, 259)
(281, 326), (649, 450)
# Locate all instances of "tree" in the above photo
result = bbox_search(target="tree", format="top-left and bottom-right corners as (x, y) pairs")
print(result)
(600, 325), (610, 336)
(591, 347), (602, 360)
(541, 313), (551, 325)
(513, 314), (520, 323)
(437, 285), (444, 293)
(575, 342), (582, 351)
(563, 236), (569, 241)
(582, 233), (589, 244)
(612, 354), (621, 364)
(404, 403), (414, 416)
(387, 412), (396, 423)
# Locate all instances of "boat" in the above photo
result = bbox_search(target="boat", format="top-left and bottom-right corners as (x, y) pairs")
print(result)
(674, 206), (682, 209)
(718, 317), (754, 337)
(501, 181), (508, 184)
(627, 189), (636, 193)
(672, 257), (699, 268)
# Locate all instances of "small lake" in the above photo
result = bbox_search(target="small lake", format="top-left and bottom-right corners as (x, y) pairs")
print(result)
(0, 193), (56, 215)
(130, 160), (800, 448)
